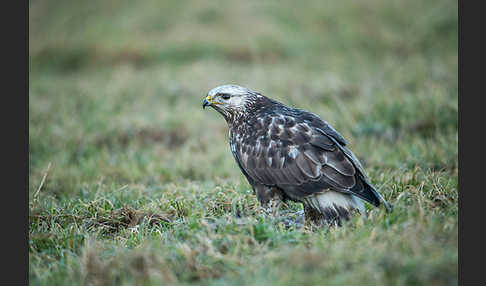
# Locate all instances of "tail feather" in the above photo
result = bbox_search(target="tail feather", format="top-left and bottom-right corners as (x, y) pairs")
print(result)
(336, 141), (393, 213)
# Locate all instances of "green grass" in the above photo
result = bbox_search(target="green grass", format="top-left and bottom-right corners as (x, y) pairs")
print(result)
(29, 0), (458, 285)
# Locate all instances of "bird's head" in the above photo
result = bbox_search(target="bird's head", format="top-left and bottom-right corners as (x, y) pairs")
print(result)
(203, 84), (261, 121)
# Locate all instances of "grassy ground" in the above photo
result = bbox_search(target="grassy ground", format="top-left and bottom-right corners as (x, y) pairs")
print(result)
(29, 0), (458, 285)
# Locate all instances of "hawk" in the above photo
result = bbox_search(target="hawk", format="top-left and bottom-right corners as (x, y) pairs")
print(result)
(203, 84), (392, 226)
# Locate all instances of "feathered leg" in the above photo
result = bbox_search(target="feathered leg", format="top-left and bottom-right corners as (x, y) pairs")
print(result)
(254, 184), (284, 216)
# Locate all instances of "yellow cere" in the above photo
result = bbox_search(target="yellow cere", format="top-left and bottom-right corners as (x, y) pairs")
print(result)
(206, 95), (222, 105)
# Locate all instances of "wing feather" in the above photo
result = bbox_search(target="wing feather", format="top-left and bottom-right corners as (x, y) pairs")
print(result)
(303, 150), (321, 165)
(309, 134), (336, 151)
(321, 165), (356, 188)
(324, 150), (356, 176)
(295, 151), (320, 178)
(233, 111), (381, 206)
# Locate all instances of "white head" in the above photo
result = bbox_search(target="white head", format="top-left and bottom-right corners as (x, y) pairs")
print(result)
(202, 84), (262, 121)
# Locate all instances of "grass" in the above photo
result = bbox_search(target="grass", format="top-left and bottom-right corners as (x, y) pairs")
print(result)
(29, 0), (458, 285)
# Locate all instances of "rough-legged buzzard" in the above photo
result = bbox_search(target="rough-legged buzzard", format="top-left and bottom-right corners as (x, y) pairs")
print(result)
(203, 84), (392, 226)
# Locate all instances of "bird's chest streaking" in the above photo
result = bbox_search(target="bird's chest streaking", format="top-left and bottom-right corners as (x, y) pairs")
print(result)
(229, 117), (288, 213)
(228, 118), (261, 185)
(228, 129), (247, 180)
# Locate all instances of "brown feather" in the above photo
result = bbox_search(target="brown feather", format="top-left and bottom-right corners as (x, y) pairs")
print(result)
(321, 165), (356, 189)
(324, 151), (356, 176)
(295, 152), (320, 178)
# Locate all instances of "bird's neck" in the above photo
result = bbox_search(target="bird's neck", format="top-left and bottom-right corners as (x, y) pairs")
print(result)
(226, 112), (245, 129)
(226, 95), (276, 129)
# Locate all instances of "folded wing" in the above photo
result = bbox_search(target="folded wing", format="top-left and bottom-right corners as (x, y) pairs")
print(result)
(234, 113), (382, 207)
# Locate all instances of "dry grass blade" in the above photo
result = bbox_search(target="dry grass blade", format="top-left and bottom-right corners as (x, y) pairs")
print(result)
(32, 162), (51, 205)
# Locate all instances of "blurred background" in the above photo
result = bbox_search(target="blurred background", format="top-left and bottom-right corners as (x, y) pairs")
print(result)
(29, 0), (458, 284)
(29, 0), (457, 191)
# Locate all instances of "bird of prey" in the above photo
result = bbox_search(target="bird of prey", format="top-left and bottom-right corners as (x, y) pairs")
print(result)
(203, 84), (392, 226)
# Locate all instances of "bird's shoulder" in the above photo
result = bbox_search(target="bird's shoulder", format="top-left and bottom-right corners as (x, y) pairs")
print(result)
(236, 100), (347, 147)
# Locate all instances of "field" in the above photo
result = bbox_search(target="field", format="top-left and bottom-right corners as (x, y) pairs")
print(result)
(29, 0), (458, 285)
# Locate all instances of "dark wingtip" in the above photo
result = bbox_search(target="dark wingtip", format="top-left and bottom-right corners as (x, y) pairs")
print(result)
(383, 201), (393, 213)
(375, 192), (393, 213)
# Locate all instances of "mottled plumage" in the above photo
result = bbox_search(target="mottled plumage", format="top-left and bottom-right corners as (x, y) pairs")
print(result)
(203, 84), (392, 226)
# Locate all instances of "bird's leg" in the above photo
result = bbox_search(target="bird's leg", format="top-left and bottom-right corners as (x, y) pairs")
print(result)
(255, 185), (283, 217)
(303, 203), (342, 227)
(303, 203), (327, 227)
(263, 195), (283, 216)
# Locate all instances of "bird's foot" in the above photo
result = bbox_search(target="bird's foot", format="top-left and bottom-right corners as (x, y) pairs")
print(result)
(259, 197), (282, 217)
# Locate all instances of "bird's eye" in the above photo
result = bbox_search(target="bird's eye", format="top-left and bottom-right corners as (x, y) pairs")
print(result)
(221, 94), (231, 100)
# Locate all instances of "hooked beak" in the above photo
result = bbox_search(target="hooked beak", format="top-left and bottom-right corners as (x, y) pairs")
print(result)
(203, 95), (218, 109)
(202, 96), (211, 109)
